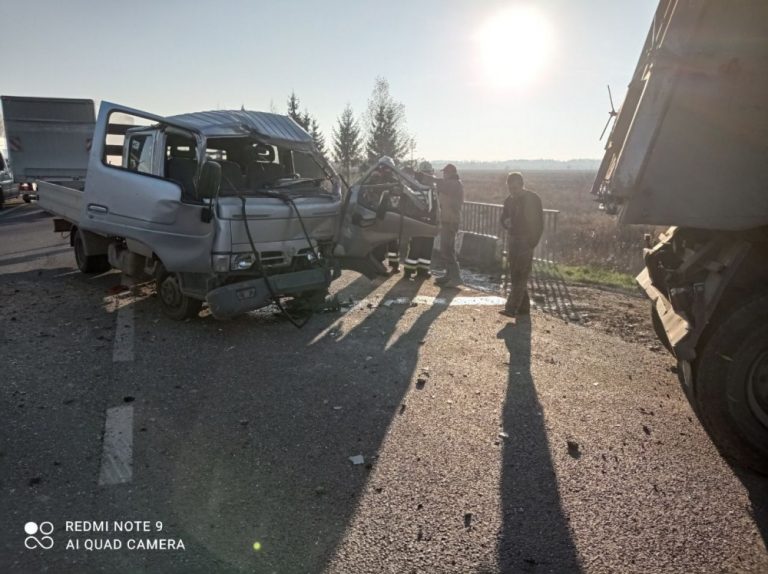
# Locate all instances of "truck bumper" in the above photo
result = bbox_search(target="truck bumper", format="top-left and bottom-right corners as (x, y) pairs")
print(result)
(636, 267), (693, 358)
(206, 267), (330, 319)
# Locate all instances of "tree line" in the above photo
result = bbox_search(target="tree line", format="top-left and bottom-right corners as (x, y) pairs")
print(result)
(284, 77), (425, 181)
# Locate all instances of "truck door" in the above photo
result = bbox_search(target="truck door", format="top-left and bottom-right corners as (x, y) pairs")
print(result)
(337, 157), (438, 277)
(82, 102), (215, 273)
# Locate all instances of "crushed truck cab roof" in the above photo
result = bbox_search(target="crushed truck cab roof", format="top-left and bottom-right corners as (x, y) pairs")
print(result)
(167, 110), (315, 152)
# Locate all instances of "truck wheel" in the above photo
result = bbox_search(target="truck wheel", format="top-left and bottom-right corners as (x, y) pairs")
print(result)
(694, 295), (768, 474)
(650, 304), (673, 354)
(73, 230), (110, 273)
(157, 272), (202, 320)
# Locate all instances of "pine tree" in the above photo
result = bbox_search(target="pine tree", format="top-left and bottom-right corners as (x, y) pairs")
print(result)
(332, 104), (362, 181)
(310, 117), (327, 156)
(364, 77), (410, 164)
(288, 91), (306, 129)
(287, 93), (325, 155)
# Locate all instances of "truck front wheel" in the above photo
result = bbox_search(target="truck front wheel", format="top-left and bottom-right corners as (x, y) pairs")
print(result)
(694, 295), (768, 474)
(157, 272), (203, 320)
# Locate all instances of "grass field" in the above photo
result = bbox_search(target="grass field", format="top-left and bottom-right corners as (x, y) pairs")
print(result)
(459, 169), (657, 275)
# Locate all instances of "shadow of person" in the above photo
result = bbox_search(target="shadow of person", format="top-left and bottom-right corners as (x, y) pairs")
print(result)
(153, 276), (459, 573)
(527, 261), (581, 322)
(496, 318), (582, 572)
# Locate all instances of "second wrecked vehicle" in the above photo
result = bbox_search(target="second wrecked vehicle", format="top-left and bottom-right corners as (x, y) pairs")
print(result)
(2, 97), (438, 319)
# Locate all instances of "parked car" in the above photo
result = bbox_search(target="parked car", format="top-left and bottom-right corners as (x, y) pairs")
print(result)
(0, 150), (20, 208)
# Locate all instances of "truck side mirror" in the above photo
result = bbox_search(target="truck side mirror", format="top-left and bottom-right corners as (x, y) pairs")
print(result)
(199, 160), (222, 201)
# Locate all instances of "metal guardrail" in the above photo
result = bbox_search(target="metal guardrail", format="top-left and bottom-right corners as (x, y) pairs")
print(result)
(460, 201), (559, 263)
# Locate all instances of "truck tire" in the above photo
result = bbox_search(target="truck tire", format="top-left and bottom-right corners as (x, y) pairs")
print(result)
(693, 295), (768, 475)
(73, 230), (110, 273)
(157, 272), (203, 320)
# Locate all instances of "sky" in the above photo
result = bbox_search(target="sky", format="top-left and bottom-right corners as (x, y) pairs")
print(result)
(0, 0), (657, 161)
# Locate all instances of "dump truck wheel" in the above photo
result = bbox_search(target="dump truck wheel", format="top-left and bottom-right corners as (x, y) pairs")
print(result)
(73, 230), (110, 273)
(157, 272), (202, 320)
(693, 295), (768, 475)
(650, 304), (673, 354)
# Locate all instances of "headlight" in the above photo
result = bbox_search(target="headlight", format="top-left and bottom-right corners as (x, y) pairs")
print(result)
(231, 253), (256, 270)
(212, 254), (230, 273)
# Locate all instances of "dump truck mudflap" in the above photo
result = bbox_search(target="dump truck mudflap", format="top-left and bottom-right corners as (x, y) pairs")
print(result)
(206, 267), (330, 319)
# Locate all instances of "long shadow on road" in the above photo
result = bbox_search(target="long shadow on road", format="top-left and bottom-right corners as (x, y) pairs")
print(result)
(496, 320), (581, 572)
(115, 274), (456, 573)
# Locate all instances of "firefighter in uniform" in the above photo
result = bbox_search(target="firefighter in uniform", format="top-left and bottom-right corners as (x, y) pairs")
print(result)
(387, 168), (436, 280)
(499, 172), (543, 319)
(418, 164), (464, 288)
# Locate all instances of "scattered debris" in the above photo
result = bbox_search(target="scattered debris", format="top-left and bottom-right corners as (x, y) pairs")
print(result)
(567, 440), (581, 459)
(498, 431), (509, 439)
(333, 406), (343, 411)
(28, 476), (42, 487)
(239, 419), (249, 426)
(123, 396), (135, 403)
(643, 424), (652, 436)
(349, 455), (365, 465)
(399, 404), (406, 414)
(416, 378), (427, 390)
(464, 513), (473, 529)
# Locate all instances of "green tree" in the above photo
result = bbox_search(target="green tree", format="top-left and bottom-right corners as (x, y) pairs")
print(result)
(364, 77), (410, 164)
(332, 104), (362, 181)
(287, 91), (310, 131)
(286, 92), (326, 155)
(310, 117), (327, 157)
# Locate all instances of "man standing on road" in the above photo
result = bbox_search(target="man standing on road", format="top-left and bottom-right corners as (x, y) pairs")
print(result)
(419, 163), (464, 288)
(499, 172), (543, 319)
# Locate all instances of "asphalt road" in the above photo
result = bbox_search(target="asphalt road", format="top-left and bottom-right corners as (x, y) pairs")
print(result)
(1, 203), (766, 573)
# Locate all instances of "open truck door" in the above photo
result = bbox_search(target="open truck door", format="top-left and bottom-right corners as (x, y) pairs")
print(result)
(82, 102), (219, 274)
(336, 157), (438, 278)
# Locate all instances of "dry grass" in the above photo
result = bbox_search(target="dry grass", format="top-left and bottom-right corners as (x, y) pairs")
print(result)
(460, 169), (657, 274)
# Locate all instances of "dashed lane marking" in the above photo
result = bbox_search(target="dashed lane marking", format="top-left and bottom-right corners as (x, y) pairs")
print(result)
(98, 405), (134, 485)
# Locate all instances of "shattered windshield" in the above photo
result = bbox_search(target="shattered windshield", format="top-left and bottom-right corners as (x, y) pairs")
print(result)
(204, 137), (333, 196)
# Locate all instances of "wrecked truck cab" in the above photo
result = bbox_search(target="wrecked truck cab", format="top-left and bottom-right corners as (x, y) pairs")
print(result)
(19, 98), (437, 321)
(81, 102), (343, 319)
(335, 157), (439, 278)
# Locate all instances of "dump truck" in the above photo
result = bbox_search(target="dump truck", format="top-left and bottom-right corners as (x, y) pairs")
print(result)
(2, 96), (437, 320)
(593, 0), (768, 473)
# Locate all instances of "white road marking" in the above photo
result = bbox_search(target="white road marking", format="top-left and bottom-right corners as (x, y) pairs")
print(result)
(98, 405), (134, 485)
(355, 295), (507, 308)
(0, 204), (29, 218)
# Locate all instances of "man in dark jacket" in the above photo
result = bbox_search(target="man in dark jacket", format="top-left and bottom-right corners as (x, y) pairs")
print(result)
(499, 172), (543, 318)
(420, 164), (464, 288)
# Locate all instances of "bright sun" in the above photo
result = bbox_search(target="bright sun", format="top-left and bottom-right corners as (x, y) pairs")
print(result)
(476, 5), (555, 89)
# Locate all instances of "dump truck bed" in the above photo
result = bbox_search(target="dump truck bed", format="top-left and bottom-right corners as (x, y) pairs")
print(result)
(594, 0), (768, 231)
(1, 96), (95, 183)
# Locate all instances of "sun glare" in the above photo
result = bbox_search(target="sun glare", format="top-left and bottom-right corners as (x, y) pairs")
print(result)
(476, 5), (555, 89)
